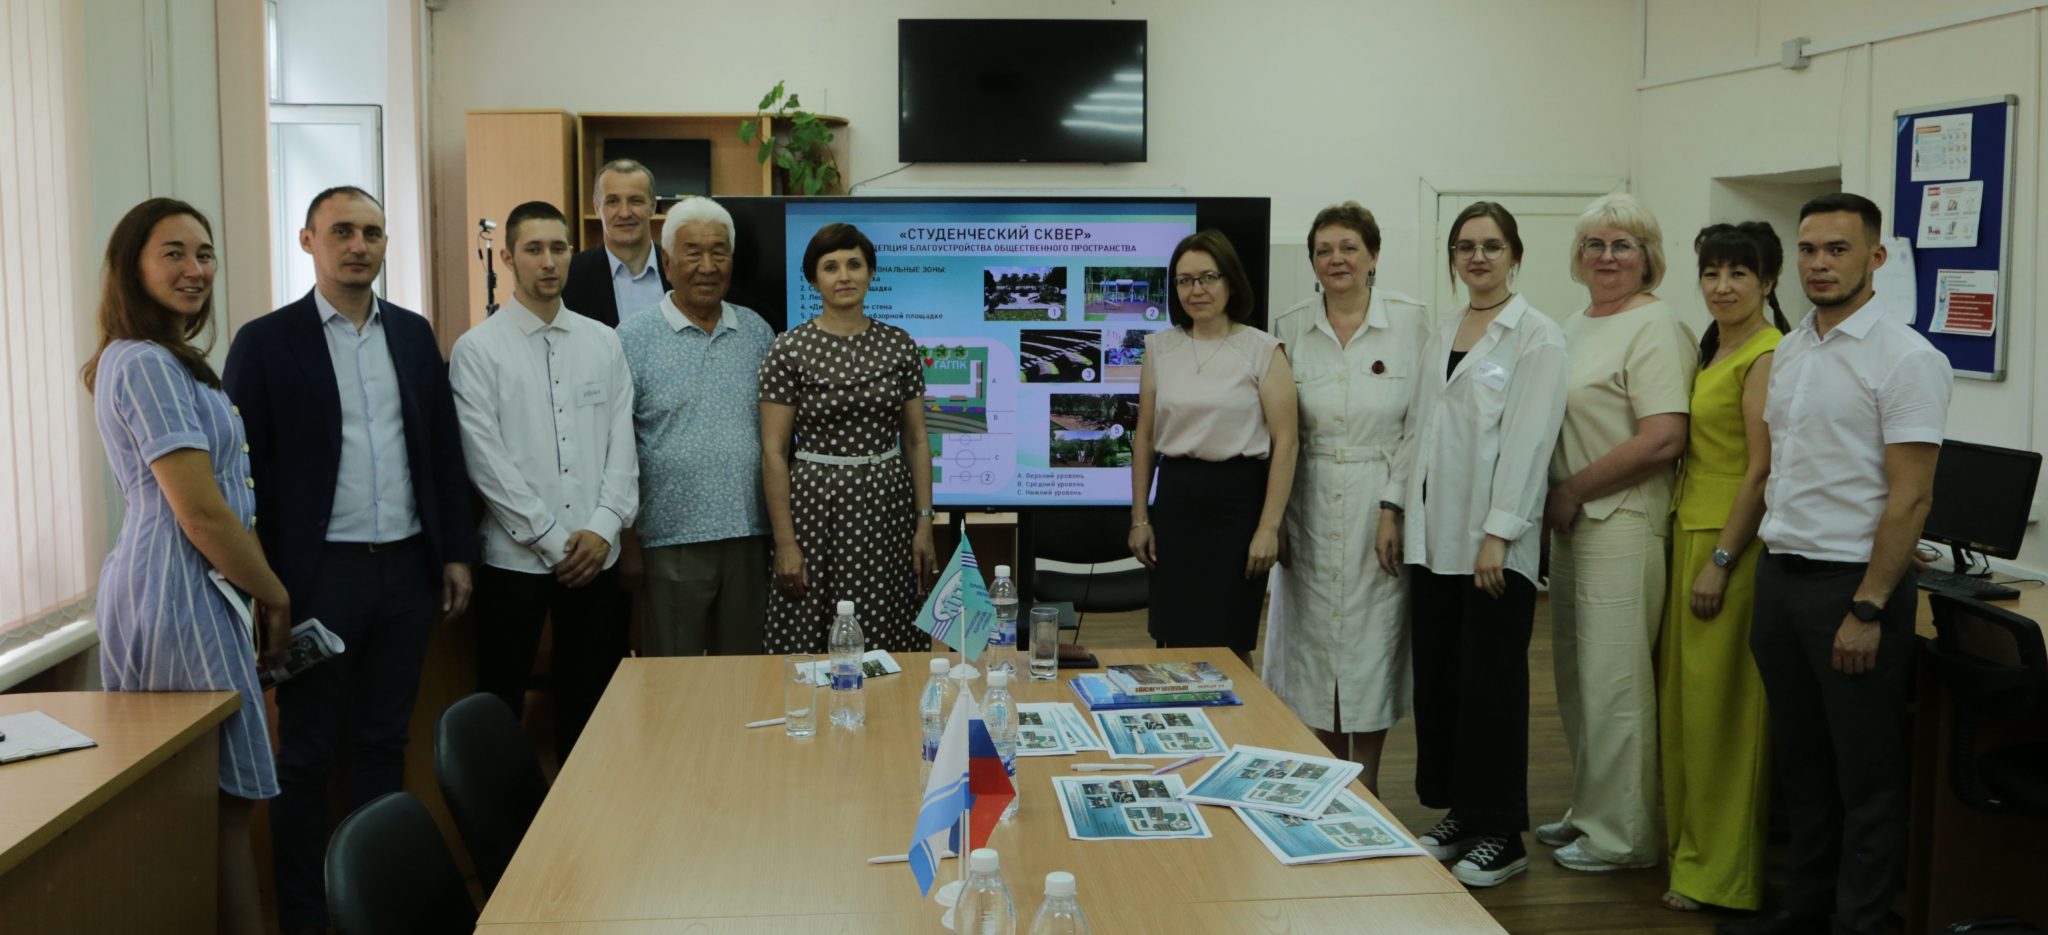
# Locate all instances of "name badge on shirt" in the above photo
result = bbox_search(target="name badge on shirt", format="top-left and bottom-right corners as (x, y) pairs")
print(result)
(1472, 359), (1510, 392)
(576, 381), (608, 407)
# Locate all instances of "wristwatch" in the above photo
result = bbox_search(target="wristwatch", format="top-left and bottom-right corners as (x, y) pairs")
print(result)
(1710, 548), (1734, 569)
(1850, 600), (1883, 623)
(915, 508), (936, 519)
(1378, 500), (1405, 515)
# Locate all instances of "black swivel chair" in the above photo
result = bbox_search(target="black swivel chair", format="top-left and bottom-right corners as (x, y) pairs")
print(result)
(1926, 591), (2048, 815)
(436, 692), (550, 894)
(1028, 508), (1150, 641)
(324, 792), (477, 935)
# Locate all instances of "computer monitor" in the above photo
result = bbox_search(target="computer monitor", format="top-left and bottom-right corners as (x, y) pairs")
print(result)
(1924, 439), (2043, 560)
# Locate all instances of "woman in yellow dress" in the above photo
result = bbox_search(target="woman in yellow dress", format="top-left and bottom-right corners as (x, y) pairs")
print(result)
(1657, 222), (1790, 913)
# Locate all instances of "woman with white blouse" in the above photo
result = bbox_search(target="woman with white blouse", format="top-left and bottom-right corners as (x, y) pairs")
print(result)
(1540, 193), (1698, 874)
(1263, 202), (1426, 794)
(1128, 230), (1298, 667)
(1387, 201), (1568, 887)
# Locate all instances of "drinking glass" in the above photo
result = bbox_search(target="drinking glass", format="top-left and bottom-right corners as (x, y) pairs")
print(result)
(785, 653), (818, 737)
(1029, 607), (1060, 680)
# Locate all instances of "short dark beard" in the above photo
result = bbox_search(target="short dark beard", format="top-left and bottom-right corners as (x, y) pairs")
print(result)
(1806, 272), (1868, 308)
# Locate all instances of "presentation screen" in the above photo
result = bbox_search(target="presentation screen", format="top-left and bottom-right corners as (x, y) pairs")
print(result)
(721, 196), (1270, 510)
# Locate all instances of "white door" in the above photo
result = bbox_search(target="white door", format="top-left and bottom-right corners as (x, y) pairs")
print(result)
(1423, 186), (1624, 326)
(269, 103), (383, 308)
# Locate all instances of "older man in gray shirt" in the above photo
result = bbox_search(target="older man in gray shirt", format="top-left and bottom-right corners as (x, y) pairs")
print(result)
(618, 197), (775, 655)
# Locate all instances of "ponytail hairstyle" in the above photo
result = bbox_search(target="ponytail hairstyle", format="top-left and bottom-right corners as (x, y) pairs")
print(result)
(1693, 220), (1792, 365)
(81, 198), (220, 393)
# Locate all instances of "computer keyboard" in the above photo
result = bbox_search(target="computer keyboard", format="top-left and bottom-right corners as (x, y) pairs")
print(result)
(1918, 569), (2022, 602)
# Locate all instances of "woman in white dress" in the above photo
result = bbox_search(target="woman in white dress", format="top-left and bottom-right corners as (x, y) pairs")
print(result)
(1263, 202), (1428, 794)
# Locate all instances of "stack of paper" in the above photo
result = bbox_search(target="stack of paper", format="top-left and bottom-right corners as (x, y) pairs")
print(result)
(1016, 702), (1102, 756)
(1050, 773), (1212, 841)
(1234, 790), (1428, 864)
(1180, 745), (1363, 818)
(1090, 707), (1228, 759)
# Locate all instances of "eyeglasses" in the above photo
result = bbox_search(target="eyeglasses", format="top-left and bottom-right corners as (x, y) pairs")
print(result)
(1453, 240), (1509, 261)
(1580, 238), (1640, 259)
(1174, 271), (1224, 290)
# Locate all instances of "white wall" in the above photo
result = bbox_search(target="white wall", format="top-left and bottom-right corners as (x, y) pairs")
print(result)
(274, 0), (387, 105)
(1637, 1), (2048, 571)
(424, 0), (1640, 330)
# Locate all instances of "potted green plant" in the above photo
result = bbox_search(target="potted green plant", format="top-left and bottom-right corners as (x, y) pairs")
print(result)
(738, 81), (842, 196)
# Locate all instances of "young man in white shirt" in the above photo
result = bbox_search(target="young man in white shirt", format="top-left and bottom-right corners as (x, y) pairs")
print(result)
(451, 200), (639, 758)
(1721, 193), (1952, 935)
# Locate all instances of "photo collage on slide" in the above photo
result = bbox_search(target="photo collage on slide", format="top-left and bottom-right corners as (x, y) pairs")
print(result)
(786, 202), (1196, 507)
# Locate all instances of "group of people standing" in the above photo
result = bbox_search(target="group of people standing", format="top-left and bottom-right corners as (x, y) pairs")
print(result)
(1134, 192), (1950, 935)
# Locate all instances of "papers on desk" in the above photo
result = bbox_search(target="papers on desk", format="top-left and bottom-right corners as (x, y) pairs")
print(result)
(1182, 745), (1364, 819)
(1016, 703), (1102, 756)
(1091, 707), (1227, 759)
(1051, 773), (1212, 841)
(794, 650), (903, 686)
(1234, 789), (1428, 865)
(0, 711), (97, 764)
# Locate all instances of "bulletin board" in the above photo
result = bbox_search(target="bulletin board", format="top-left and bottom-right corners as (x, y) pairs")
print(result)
(1891, 95), (2017, 380)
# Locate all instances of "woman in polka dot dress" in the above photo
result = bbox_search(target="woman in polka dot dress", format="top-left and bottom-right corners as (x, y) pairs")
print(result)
(759, 223), (939, 653)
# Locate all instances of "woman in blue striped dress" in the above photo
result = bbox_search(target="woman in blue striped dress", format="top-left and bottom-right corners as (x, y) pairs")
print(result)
(82, 198), (291, 935)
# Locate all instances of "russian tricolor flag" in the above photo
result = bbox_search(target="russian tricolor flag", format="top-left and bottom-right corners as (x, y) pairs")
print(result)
(908, 692), (1016, 896)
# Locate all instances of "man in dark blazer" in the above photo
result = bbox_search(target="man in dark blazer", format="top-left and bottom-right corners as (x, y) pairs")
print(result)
(223, 186), (477, 935)
(561, 157), (670, 328)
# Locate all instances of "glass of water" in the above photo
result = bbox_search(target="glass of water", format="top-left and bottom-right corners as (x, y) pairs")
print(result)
(785, 653), (818, 737)
(1029, 607), (1060, 680)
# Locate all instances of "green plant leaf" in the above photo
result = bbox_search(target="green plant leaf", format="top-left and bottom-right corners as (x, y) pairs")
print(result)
(758, 81), (784, 111)
(757, 140), (773, 165)
(794, 112), (816, 125)
(775, 150), (795, 170)
(787, 94), (800, 110)
(737, 119), (756, 144)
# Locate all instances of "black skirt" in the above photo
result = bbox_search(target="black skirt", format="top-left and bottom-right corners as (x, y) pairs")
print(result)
(1147, 456), (1270, 652)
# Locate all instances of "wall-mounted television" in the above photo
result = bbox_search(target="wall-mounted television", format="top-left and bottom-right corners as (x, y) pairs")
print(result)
(719, 196), (1270, 510)
(898, 19), (1147, 164)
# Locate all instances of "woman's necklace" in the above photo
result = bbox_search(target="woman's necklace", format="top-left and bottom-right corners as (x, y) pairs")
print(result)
(1191, 332), (1230, 372)
(1469, 292), (1514, 313)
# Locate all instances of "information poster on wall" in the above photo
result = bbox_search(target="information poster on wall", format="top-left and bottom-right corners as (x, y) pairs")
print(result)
(1911, 112), (1972, 181)
(1931, 268), (1998, 337)
(784, 202), (1196, 507)
(1917, 181), (1983, 248)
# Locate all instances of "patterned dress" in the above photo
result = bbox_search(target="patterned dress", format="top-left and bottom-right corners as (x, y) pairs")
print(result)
(757, 319), (926, 653)
(94, 340), (280, 800)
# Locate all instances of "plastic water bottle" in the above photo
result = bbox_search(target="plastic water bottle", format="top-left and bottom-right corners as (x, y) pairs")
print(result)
(989, 565), (1020, 678)
(983, 671), (1020, 822)
(955, 849), (1016, 935)
(1027, 871), (1090, 935)
(919, 658), (955, 788)
(828, 600), (865, 729)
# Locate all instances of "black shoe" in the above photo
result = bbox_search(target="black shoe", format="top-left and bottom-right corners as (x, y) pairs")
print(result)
(1451, 834), (1528, 887)
(1715, 909), (1828, 935)
(1416, 814), (1479, 861)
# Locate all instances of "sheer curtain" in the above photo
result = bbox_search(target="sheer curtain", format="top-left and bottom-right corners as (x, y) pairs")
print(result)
(0, 0), (95, 654)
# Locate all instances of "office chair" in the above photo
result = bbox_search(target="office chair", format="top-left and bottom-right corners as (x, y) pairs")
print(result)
(1029, 508), (1150, 642)
(1926, 592), (2048, 816)
(436, 692), (550, 893)
(324, 792), (477, 935)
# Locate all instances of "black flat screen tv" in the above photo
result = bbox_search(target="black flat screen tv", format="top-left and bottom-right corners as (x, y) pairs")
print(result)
(898, 19), (1147, 164)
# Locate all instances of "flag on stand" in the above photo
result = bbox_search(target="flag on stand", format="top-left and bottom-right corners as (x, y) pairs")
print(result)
(912, 537), (999, 661)
(907, 692), (1016, 897)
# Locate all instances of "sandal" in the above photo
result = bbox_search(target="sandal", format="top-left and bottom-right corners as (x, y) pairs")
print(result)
(1660, 890), (1702, 912)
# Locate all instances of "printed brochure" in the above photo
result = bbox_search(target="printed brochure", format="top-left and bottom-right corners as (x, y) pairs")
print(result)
(1182, 745), (1364, 819)
(796, 650), (902, 686)
(1234, 789), (1428, 864)
(1051, 773), (1212, 841)
(1017, 702), (1103, 756)
(1090, 707), (1227, 759)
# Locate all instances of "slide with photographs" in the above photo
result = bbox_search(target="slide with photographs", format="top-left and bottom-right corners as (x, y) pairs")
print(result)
(1050, 774), (1212, 842)
(1017, 702), (1103, 756)
(783, 202), (1196, 508)
(1090, 707), (1227, 759)
(1181, 745), (1364, 819)
(1234, 790), (1428, 865)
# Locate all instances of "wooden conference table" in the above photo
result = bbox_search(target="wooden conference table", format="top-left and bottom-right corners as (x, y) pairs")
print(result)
(477, 648), (1506, 934)
(0, 690), (238, 934)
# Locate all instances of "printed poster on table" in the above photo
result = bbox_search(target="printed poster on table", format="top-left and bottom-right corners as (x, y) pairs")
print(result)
(1016, 702), (1103, 756)
(1917, 181), (1983, 249)
(1050, 774), (1212, 841)
(1931, 269), (1999, 337)
(1090, 707), (1227, 759)
(1234, 789), (1429, 865)
(1181, 745), (1364, 819)
(1911, 112), (1972, 181)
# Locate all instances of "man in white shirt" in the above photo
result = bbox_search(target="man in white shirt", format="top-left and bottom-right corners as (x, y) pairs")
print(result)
(452, 200), (639, 758)
(561, 159), (670, 329)
(1722, 193), (1952, 935)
